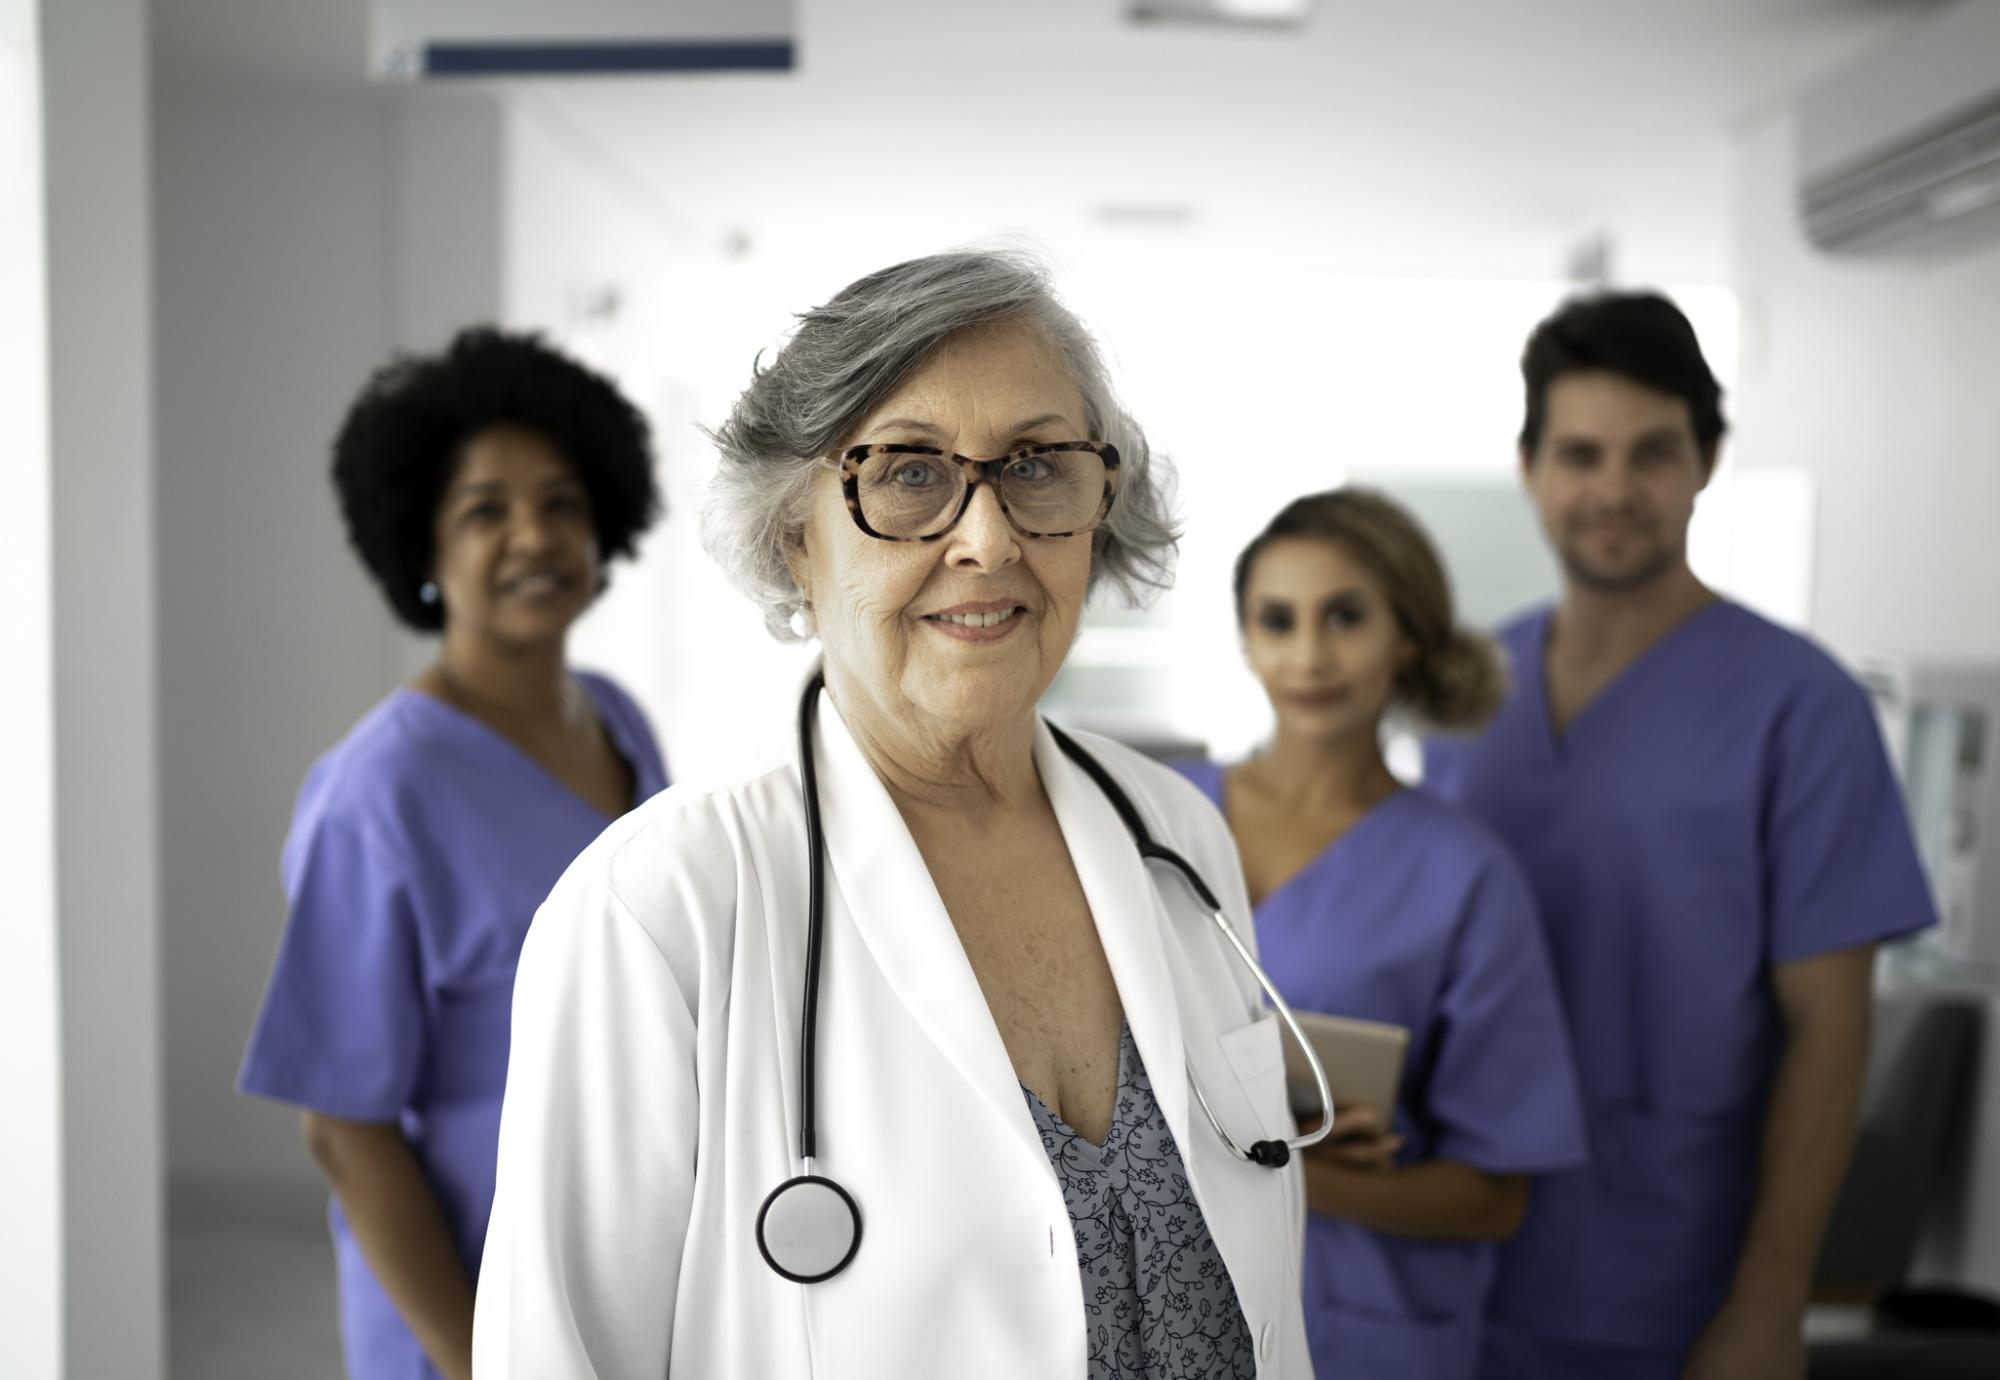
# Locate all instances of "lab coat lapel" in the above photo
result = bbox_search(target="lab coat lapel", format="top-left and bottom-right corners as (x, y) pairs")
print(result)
(807, 691), (1050, 1169)
(1034, 722), (1192, 1154)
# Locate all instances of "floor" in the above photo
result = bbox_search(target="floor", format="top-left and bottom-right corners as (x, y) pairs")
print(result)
(169, 1179), (344, 1380)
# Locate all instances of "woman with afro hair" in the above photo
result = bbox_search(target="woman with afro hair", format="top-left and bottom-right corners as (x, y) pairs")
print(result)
(1173, 488), (1586, 1380)
(238, 327), (670, 1380)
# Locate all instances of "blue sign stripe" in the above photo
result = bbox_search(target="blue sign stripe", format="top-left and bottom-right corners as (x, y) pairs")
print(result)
(423, 40), (794, 75)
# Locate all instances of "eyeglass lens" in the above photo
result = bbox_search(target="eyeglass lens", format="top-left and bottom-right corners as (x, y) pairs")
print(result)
(855, 448), (1107, 538)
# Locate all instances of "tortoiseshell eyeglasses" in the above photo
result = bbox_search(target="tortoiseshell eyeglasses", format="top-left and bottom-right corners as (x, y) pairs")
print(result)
(827, 441), (1121, 542)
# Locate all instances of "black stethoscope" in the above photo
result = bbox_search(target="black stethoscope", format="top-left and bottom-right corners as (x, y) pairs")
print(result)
(754, 672), (1336, 1285)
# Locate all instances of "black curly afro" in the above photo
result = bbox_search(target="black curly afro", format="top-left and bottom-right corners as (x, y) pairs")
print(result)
(331, 326), (661, 632)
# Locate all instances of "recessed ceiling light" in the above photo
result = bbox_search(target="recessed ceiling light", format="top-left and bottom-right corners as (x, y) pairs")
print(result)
(1091, 203), (1202, 228)
(1127, 0), (1314, 28)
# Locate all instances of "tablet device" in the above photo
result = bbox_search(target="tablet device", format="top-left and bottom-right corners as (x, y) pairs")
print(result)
(1282, 1009), (1410, 1133)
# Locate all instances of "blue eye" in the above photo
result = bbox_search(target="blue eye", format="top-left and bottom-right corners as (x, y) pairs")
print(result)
(1005, 457), (1052, 483)
(892, 463), (940, 488)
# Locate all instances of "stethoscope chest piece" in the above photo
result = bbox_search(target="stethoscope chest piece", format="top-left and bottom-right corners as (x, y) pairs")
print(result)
(756, 1170), (862, 1284)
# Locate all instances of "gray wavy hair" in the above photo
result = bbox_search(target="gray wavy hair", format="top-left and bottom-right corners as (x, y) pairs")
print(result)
(702, 250), (1180, 641)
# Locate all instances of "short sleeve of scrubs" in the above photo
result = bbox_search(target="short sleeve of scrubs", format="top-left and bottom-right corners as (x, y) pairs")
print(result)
(239, 801), (426, 1122)
(1764, 675), (1934, 966)
(1427, 855), (1588, 1175)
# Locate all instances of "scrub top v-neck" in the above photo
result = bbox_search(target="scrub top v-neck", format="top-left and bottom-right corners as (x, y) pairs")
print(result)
(1519, 597), (1723, 763)
(1174, 762), (1584, 1380)
(239, 669), (668, 1380)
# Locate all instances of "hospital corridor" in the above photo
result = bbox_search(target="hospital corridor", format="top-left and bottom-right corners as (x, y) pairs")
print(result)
(7, 2), (2000, 1378)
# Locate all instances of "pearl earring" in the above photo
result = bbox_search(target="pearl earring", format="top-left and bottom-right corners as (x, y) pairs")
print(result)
(419, 581), (440, 606)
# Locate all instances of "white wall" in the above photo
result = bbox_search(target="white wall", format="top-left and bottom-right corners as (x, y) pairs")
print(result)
(392, 89), (503, 354)
(45, 1), (164, 1373)
(1732, 110), (2000, 661)
(1731, 86), (2000, 1297)
(0, 0), (62, 1371)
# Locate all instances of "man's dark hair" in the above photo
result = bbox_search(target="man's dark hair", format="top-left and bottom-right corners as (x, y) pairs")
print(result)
(332, 327), (660, 631)
(1519, 291), (1727, 462)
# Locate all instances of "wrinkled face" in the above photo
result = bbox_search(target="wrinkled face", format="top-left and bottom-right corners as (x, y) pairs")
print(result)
(790, 323), (1095, 739)
(1523, 370), (1713, 594)
(430, 425), (600, 647)
(1241, 537), (1409, 746)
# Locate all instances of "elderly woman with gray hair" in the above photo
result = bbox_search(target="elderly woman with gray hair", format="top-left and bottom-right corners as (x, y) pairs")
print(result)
(474, 251), (1316, 1379)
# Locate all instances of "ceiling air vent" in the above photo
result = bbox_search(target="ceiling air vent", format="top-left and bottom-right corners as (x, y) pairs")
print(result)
(368, 0), (794, 80)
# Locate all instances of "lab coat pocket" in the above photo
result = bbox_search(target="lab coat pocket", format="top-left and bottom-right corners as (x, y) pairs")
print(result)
(1217, 1013), (1292, 1142)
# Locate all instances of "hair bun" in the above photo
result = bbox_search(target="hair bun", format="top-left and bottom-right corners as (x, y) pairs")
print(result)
(1404, 627), (1507, 730)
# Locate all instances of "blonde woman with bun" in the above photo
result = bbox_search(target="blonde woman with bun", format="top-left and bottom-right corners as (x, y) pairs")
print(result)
(1173, 488), (1585, 1380)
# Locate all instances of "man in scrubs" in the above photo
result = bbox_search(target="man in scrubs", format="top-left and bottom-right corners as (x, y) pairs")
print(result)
(1423, 291), (1935, 1379)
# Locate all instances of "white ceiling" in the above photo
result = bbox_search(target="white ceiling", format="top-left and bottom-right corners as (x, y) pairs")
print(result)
(152, 0), (1952, 279)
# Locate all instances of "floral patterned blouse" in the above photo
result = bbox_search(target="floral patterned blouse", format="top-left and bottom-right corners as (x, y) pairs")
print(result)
(1022, 1020), (1256, 1379)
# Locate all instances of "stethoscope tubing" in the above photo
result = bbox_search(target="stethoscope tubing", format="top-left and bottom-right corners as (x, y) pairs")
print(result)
(790, 671), (1335, 1185)
(797, 672), (829, 1165)
(1184, 898), (1336, 1163)
(1047, 721), (1335, 1166)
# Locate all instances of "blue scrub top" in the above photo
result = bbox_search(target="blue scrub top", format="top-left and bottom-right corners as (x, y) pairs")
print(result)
(239, 671), (668, 1380)
(1423, 600), (1936, 1358)
(1175, 763), (1587, 1380)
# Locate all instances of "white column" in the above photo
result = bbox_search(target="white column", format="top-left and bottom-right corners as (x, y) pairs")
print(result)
(41, 0), (164, 1373)
(0, 0), (62, 1373)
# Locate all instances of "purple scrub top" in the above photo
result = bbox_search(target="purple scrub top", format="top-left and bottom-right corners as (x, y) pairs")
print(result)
(1174, 762), (1587, 1380)
(238, 671), (668, 1380)
(1422, 600), (1935, 1360)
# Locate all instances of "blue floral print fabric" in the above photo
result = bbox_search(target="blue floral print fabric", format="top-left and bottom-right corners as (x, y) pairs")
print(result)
(1023, 1020), (1256, 1379)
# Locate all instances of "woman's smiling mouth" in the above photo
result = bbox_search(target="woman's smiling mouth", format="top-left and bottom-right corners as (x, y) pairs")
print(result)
(922, 602), (1026, 642)
(502, 572), (572, 600)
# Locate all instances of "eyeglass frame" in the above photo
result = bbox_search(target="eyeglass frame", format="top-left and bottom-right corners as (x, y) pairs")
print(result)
(825, 440), (1122, 542)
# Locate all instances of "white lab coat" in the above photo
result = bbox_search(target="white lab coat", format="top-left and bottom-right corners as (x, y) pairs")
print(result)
(474, 685), (1313, 1378)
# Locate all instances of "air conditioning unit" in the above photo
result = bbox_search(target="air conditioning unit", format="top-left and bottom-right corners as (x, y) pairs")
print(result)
(368, 0), (794, 80)
(1797, 0), (2000, 256)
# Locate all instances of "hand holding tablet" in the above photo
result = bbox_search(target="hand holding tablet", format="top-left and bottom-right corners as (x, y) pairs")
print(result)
(1282, 1009), (1410, 1139)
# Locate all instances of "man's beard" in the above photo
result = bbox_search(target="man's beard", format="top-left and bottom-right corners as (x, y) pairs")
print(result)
(1557, 537), (1680, 595)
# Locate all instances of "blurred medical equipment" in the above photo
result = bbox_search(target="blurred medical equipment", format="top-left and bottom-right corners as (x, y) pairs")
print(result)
(1815, 993), (1983, 1294)
(1809, 992), (1996, 1379)
(1852, 655), (2000, 972)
